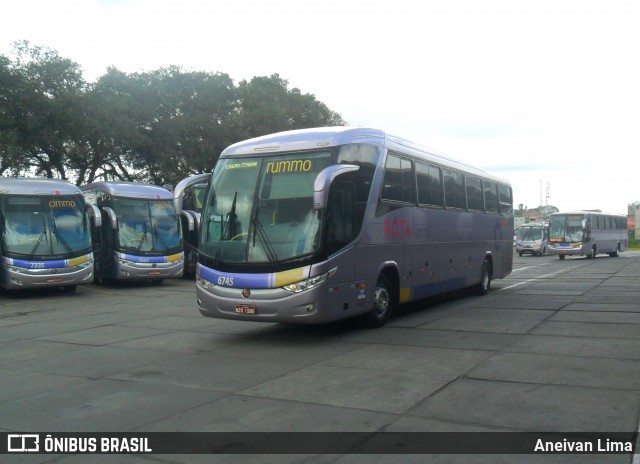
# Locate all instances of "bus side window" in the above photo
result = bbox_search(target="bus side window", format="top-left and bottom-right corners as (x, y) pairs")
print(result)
(466, 176), (484, 212)
(416, 162), (444, 208)
(443, 169), (465, 210)
(381, 154), (414, 204)
(484, 182), (499, 214)
(498, 184), (513, 216)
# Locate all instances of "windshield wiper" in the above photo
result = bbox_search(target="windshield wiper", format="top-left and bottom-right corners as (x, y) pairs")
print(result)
(152, 221), (172, 251)
(29, 229), (48, 259)
(51, 218), (73, 254)
(214, 192), (238, 263)
(135, 222), (149, 252)
(251, 218), (279, 269)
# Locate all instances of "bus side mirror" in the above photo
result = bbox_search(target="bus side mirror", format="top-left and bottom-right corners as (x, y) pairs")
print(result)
(174, 173), (211, 215)
(86, 204), (102, 228)
(102, 206), (118, 229)
(313, 164), (359, 210)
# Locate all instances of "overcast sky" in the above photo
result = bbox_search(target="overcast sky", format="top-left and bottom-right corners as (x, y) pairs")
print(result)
(2, 0), (639, 214)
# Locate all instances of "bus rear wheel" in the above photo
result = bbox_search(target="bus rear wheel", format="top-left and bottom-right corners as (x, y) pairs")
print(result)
(608, 245), (620, 257)
(362, 273), (395, 328)
(475, 258), (492, 295)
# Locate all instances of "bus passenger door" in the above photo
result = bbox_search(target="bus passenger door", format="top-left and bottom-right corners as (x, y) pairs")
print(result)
(325, 182), (359, 317)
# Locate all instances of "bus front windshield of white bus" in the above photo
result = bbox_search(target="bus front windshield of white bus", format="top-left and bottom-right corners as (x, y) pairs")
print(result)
(549, 215), (584, 243)
(516, 226), (543, 241)
(200, 152), (333, 264)
(113, 198), (181, 253)
(0, 195), (91, 258)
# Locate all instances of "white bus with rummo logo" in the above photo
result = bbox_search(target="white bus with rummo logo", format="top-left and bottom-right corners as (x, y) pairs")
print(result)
(0, 177), (99, 292)
(80, 181), (184, 283)
(178, 127), (513, 327)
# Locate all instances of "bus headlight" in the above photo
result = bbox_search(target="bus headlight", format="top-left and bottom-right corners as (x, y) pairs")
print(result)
(283, 267), (337, 294)
(196, 276), (216, 290)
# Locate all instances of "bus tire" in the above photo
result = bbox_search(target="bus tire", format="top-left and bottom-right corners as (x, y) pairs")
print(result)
(608, 245), (620, 257)
(475, 258), (492, 295)
(518, 251), (523, 257)
(362, 273), (395, 328)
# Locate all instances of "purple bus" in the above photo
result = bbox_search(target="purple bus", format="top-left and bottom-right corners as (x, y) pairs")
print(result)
(182, 127), (513, 327)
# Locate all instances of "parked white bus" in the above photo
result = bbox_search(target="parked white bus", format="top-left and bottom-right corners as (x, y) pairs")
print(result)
(0, 177), (99, 291)
(547, 211), (628, 259)
(81, 181), (184, 283)
(180, 127), (513, 327)
(515, 222), (547, 257)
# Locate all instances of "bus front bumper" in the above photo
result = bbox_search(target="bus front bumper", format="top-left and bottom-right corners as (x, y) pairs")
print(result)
(546, 242), (585, 256)
(195, 281), (331, 324)
(114, 260), (184, 280)
(2, 262), (93, 290)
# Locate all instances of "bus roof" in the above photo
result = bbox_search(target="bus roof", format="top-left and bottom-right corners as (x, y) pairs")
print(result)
(220, 126), (510, 186)
(551, 210), (626, 218)
(0, 177), (81, 195)
(80, 181), (173, 200)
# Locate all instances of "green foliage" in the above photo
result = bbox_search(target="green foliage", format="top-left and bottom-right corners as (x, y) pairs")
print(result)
(629, 233), (640, 249)
(0, 41), (347, 186)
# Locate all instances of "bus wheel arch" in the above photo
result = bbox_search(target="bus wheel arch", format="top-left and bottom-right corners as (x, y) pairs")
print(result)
(362, 267), (398, 328)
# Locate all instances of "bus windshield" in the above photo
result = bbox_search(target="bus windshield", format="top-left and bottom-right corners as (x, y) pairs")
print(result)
(549, 214), (584, 243)
(200, 152), (333, 264)
(113, 198), (181, 253)
(516, 226), (543, 241)
(0, 195), (91, 258)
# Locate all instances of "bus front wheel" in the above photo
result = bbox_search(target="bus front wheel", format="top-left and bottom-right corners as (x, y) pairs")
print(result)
(362, 273), (395, 328)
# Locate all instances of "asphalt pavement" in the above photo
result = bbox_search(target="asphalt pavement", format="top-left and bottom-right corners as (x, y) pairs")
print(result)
(1, 251), (640, 463)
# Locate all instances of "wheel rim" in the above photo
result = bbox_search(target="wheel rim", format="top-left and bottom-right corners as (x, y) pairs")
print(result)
(374, 285), (390, 318)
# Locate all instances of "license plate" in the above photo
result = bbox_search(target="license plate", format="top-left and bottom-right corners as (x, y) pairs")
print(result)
(148, 270), (161, 276)
(235, 304), (256, 315)
(47, 278), (63, 283)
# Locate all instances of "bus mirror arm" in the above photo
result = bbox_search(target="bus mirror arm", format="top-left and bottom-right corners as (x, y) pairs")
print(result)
(102, 206), (118, 229)
(86, 204), (102, 228)
(182, 210), (197, 231)
(313, 164), (359, 210)
(173, 173), (211, 215)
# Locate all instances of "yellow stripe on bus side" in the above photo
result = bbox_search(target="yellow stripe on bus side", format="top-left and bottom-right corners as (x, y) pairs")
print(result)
(67, 255), (89, 266)
(166, 253), (183, 263)
(399, 287), (411, 304)
(274, 267), (306, 287)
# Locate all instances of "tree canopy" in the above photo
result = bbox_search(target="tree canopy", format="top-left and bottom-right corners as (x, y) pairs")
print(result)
(0, 41), (346, 186)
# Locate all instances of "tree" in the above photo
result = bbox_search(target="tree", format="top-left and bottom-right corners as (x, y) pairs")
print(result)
(1, 43), (347, 185)
(234, 74), (345, 140)
(0, 41), (88, 179)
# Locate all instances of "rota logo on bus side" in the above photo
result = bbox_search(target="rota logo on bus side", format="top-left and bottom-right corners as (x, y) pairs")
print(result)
(384, 218), (411, 239)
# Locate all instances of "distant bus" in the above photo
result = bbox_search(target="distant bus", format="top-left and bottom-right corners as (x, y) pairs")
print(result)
(515, 222), (547, 256)
(185, 127), (513, 327)
(174, 174), (210, 277)
(0, 177), (99, 292)
(547, 211), (627, 259)
(81, 181), (184, 283)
